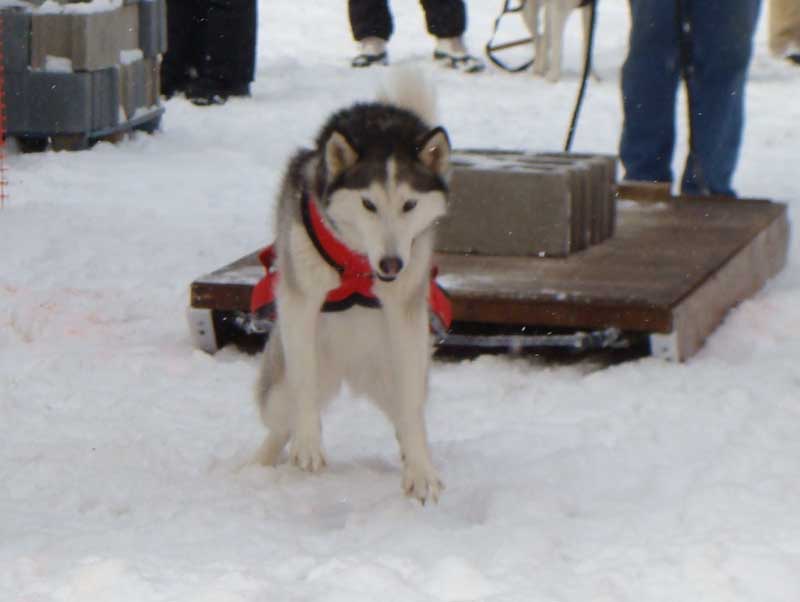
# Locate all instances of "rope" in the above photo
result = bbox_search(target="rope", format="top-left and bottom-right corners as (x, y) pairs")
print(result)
(563, 0), (597, 151)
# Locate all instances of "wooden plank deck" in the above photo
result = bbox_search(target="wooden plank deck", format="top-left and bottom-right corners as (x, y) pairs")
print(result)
(189, 197), (789, 361)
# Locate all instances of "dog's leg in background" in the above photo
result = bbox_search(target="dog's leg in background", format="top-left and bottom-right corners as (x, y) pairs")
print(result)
(545, 0), (571, 82)
(531, 0), (550, 77)
(382, 300), (443, 504)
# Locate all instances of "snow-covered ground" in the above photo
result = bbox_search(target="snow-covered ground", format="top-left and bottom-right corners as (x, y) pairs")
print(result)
(2, 1), (800, 600)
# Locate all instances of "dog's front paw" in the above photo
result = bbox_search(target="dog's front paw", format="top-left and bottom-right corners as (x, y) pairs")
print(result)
(289, 432), (327, 472)
(402, 462), (443, 505)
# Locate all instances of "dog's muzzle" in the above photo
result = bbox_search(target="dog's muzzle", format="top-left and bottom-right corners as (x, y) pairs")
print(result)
(377, 256), (403, 281)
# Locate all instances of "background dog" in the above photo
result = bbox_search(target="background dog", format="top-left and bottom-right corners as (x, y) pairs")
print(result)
(523, 0), (595, 82)
(253, 70), (450, 504)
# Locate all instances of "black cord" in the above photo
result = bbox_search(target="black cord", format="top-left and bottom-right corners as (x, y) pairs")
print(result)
(485, 0), (536, 73)
(564, 0), (597, 151)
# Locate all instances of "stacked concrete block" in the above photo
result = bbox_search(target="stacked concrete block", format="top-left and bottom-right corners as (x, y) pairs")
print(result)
(436, 151), (618, 257)
(2, 0), (167, 148)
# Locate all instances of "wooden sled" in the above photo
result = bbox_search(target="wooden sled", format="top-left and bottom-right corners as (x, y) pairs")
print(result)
(188, 188), (788, 362)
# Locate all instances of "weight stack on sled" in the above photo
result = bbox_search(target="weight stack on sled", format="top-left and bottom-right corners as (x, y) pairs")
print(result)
(1, 0), (167, 151)
(437, 150), (617, 257)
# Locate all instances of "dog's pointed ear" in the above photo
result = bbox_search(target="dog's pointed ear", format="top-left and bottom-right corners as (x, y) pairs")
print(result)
(325, 130), (358, 181)
(417, 127), (450, 176)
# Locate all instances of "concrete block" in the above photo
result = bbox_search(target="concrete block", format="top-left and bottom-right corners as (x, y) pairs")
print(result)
(1, 6), (32, 73)
(452, 151), (591, 253)
(444, 150), (621, 257)
(5, 67), (119, 136)
(6, 69), (92, 134)
(540, 153), (618, 241)
(437, 162), (575, 257)
(4, 72), (30, 133)
(138, 0), (167, 57)
(119, 56), (159, 120)
(528, 155), (604, 246)
(90, 66), (120, 132)
(519, 157), (592, 251)
(31, 3), (140, 72)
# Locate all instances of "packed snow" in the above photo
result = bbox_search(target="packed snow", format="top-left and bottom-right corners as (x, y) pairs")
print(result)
(2, 1), (800, 600)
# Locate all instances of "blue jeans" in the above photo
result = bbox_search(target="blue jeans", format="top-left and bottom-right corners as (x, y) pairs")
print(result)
(619, 0), (762, 196)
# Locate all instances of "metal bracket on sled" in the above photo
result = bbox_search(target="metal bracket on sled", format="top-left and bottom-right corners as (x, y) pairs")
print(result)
(438, 327), (628, 352)
(186, 307), (219, 354)
(226, 311), (627, 353)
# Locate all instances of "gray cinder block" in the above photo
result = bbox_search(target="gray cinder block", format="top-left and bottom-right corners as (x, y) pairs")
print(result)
(119, 56), (160, 120)
(90, 66), (120, 133)
(519, 156), (592, 251)
(452, 151), (591, 253)
(443, 150), (620, 257)
(1, 6), (32, 73)
(539, 153), (618, 241)
(31, 3), (140, 72)
(5, 68), (119, 136)
(7, 70), (93, 134)
(138, 0), (167, 58)
(526, 155), (605, 246)
(437, 162), (575, 257)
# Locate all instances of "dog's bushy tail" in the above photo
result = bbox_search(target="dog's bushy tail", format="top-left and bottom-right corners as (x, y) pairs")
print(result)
(378, 66), (438, 127)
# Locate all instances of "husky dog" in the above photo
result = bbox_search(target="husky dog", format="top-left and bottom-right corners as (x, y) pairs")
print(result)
(523, 0), (595, 82)
(253, 73), (450, 504)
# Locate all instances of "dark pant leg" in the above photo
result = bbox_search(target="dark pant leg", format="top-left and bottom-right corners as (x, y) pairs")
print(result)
(199, 0), (257, 88)
(349, 0), (393, 41)
(618, 0), (681, 184)
(161, 0), (202, 95)
(681, 0), (762, 195)
(419, 0), (466, 38)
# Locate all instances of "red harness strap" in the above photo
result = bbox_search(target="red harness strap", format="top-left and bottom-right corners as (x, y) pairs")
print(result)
(250, 193), (452, 335)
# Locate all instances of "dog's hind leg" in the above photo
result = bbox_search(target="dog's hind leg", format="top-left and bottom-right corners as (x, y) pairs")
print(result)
(254, 336), (292, 466)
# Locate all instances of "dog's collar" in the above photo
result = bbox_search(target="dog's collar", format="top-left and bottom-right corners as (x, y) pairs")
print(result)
(250, 191), (452, 337)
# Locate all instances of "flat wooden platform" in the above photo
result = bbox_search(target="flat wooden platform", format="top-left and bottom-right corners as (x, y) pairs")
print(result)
(189, 197), (789, 361)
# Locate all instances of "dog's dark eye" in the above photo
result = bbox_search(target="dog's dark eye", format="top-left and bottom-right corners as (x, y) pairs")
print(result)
(362, 198), (377, 213)
(402, 200), (418, 213)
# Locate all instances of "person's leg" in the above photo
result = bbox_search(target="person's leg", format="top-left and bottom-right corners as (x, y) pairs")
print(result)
(619, 0), (681, 185)
(349, 0), (392, 66)
(419, 0), (466, 38)
(349, 0), (393, 41)
(160, 0), (198, 97)
(681, 0), (761, 195)
(421, 0), (484, 72)
(196, 0), (257, 94)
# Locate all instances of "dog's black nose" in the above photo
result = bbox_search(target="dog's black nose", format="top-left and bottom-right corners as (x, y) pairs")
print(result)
(378, 256), (404, 278)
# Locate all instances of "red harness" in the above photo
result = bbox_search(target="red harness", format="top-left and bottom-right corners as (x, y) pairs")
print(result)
(250, 193), (452, 336)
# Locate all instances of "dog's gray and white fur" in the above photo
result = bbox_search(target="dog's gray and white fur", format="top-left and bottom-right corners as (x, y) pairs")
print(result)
(254, 71), (450, 504)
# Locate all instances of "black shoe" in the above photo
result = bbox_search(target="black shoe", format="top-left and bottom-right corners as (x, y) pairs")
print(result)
(433, 50), (485, 73)
(351, 51), (388, 68)
(787, 53), (800, 66)
(186, 78), (251, 106)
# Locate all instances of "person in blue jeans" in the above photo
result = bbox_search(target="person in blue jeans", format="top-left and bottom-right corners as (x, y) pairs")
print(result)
(619, 0), (762, 196)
